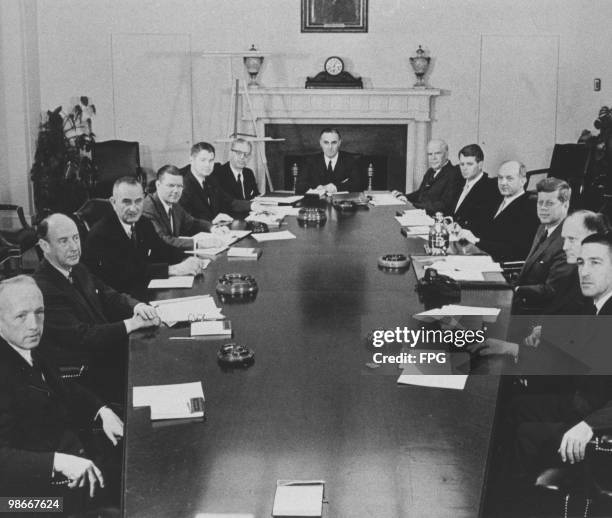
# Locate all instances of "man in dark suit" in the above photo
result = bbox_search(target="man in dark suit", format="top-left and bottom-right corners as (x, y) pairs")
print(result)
(143, 165), (225, 250)
(458, 160), (539, 262)
(511, 178), (573, 314)
(210, 138), (260, 213)
(509, 234), (612, 481)
(34, 213), (160, 401)
(0, 276), (123, 507)
(295, 128), (362, 195)
(451, 144), (500, 236)
(394, 139), (462, 215)
(179, 141), (233, 222)
(82, 176), (203, 297)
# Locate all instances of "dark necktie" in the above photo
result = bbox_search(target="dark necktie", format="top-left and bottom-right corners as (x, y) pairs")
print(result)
(168, 207), (175, 235)
(237, 173), (245, 199)
(202, 182), (212, 207)
(327, 160), (333, 180)
(585, 302), (598, 315)
(130, 224), (137, 247)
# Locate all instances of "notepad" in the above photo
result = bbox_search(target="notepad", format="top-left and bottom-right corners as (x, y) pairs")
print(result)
(255, 195), (303, 205)
(148, 276), (194, 289)
(272, 480), (325, 517)
(133, 381), (205, 420)
(415, 305), (501, 317)
(190, 320), (232, 336)
(227, 247), (262, 259)
(151, 295), (224, 324)
(251, 230), (296, 242)
(368, 193), (406, 206)
(397, 374), (468, 390)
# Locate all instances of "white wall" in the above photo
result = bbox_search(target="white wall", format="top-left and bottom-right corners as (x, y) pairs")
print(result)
(6, 0), (611, 203)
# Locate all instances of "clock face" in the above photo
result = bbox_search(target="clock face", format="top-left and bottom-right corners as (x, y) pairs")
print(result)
(325, 56), (344, 76)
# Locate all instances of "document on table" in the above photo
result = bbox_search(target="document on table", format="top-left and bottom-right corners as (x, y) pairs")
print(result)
(254, 195), (303, 205)
(395, 210), (434, 226)
(191, 320), (232, 336)
(400, 225), (430, 236)
(415, 304), (501, 317)
(420, 255), (503, 281)
(397, 374), (468, 390)
(147, 276), (194, 289)
(397, 358), (468, 390)
(251, 230), (296, 242)
(227, 247), (262, 259)
(272, 480), (325, 517)
(133, 381), (205, 420)
(368, 192), (406, 206)
(151, 295), (224, 324)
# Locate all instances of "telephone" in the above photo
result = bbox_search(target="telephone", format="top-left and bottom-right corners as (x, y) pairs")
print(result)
(377, 253), (410, 270)
(217, 342), (255, 368)
(216, 273), (258, 302)
(416, 268), (461, 309)
(297, 207), (327, 226)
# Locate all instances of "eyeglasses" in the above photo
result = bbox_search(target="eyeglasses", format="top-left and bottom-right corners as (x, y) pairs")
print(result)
(231, 149), (251, 158)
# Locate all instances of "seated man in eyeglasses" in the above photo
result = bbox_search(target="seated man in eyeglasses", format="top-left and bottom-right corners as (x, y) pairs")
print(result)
(210, 138), (260, 214)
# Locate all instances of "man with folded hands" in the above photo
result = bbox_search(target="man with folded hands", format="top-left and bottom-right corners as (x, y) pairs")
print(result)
(143, 164), (226, 250)
(0, 276), (123, 513)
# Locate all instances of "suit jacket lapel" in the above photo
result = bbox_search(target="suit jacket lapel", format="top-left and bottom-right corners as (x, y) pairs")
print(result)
(152, 194), (173, 235)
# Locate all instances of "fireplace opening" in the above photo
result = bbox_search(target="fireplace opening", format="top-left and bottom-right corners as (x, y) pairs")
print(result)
(264, 124), (408, 192)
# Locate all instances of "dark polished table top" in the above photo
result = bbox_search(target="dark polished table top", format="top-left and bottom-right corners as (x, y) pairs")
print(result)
(124, 203), (513, 518)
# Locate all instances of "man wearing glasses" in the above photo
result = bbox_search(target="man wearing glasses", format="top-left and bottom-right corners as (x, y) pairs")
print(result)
(211, 138), (260, 213)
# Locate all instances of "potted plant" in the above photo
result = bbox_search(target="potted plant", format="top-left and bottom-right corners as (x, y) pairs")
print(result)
(30, 96), (96, 219)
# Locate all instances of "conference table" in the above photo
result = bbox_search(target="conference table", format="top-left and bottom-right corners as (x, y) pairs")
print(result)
(124, 201), (513, 518)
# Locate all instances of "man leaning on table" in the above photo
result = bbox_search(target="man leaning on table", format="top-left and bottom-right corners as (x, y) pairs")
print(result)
(457, 160), (539, 263)
(0, 276), (123, 512)
(393, 139), (462, 215)
(33, 213), (160, 402)
(143, 164), (225, 250)
(82, 176), (204, 296)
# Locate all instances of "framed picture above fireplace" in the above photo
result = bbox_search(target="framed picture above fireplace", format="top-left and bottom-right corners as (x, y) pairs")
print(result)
(301, 0), (368, 33)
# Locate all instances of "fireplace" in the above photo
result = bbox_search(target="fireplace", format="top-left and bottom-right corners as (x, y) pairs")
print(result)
(240, 87), (441, 192)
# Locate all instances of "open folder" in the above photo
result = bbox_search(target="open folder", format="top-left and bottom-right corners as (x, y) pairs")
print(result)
(272, 480), (325, 517)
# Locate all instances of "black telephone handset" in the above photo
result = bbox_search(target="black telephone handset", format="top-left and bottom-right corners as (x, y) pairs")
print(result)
(416, 268), (461, 309)
(246, 221), (269, 233)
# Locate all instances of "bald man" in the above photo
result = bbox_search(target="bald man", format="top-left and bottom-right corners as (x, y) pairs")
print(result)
(458, 160), (539, 262)
(0, 276), (122, 508)
(34, 213), (159, 402)
(394, 139), (462, 215)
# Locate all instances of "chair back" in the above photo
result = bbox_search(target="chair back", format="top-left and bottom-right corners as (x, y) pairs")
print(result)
(73, 198), (113, 238)
(93, 140), (142, 197)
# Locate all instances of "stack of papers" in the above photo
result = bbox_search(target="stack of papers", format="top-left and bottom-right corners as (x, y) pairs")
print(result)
(151, 295), (224, 325)
(368, 192), (406, 206)
(272, 480), (325, 517)
(397, 374), (468, 390)
(148, 276), (194, 289)
(422, 255), (503, 281)
(395, 209), (434, 226)
(251, 230), (296, 242)
(415, 304), (501, 317)
(186, 230), (252, 256)
(191, 320), (232, 336)
(133, 381), (205, 420)
(254, 195), (303, 206)
(227, 247), (262, 259)
(400, 225), (430, 237)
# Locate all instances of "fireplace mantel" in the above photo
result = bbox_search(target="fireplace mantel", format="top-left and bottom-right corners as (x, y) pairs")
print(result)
(240, 87), (441, 191)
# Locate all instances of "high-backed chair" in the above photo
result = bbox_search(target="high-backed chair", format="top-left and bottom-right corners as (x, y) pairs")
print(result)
(526, 144), (592, 208)
(73, 198), (113, 239)
(92, 140), (144, 198)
